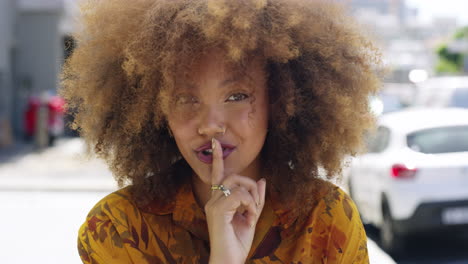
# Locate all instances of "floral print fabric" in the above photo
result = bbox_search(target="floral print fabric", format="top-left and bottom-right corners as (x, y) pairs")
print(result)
(78, 181), (369, 263)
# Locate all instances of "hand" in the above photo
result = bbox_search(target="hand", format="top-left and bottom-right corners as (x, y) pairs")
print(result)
(205, 138), (267, 264)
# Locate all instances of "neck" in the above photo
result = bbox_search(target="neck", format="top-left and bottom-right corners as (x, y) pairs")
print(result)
(191, 158), (262, 210)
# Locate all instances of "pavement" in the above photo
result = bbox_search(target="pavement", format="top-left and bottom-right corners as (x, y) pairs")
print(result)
(0, 138), (116, 191)
(0, 137), (396, 264)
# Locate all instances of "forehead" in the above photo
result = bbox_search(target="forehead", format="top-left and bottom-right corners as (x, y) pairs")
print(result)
(174, 52), (265, 91)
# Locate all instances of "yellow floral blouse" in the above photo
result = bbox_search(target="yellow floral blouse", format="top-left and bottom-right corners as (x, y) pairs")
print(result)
(78, 180), (369, 263)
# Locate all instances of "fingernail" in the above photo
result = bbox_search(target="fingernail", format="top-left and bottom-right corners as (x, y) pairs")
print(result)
(260, 178), (266, 183)
(211, 138), (216, 150)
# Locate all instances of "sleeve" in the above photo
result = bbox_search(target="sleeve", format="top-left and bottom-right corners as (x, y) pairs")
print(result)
(77, 197), (134, 264)
(77, 193), (160, 264)
(325, 188), (370, 264)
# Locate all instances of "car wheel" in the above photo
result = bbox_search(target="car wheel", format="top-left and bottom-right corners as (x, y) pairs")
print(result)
(380, 205), (405, 256)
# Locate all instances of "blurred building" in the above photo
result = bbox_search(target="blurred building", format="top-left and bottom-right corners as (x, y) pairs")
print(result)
(348, 0), (463, 84)
(349, 0), (409, 26)
(0, 0), (74, 146)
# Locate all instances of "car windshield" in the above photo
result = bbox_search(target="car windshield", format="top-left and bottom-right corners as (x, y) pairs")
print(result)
(449, 87), (468, 108)
(407, 125), (468, 154)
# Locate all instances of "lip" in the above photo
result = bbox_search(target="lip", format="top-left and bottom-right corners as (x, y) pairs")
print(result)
(195, 141), (236, 164)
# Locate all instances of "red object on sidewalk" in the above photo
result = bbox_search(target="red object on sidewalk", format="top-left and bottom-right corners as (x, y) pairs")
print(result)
(24, 97), (40, 138)
(47, 96), (65, 136)
(23, 95), (65, 138)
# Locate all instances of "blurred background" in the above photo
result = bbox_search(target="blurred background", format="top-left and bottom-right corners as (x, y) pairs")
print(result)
(0, 0), (467, 263)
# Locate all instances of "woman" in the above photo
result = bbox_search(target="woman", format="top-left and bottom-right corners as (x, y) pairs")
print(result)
(61, 0), (381, 263)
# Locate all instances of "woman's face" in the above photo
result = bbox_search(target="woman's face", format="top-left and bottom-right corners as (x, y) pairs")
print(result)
(166, 52), (269, 184)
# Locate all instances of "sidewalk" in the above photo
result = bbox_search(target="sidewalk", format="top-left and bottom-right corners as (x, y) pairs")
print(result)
(0, 137), (116, 191)
(0, 140), (35, 164)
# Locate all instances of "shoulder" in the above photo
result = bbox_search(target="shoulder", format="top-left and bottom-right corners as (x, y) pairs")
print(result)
(287, 180), (359, 226)
(271, 180), (369, 263)
(299, 180), (369, 263)
(314, 181), (358, 224)
(83, 186), (174, 223)
(305, 180), (365, 240)
(84, 187), (137, 225)
(78, 187), (141, 250)
(77, 188), (135, 262)
(272, 179), (360, 231)
(78, 187), (169, 263)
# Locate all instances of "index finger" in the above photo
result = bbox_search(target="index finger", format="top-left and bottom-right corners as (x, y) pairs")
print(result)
(211, 138), (224, 185)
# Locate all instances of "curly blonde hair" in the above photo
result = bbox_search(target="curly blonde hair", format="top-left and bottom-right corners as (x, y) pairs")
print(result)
(61, 0), (381, 217)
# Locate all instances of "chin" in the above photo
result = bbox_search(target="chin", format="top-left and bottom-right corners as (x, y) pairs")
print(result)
(190, 165), (237, 185)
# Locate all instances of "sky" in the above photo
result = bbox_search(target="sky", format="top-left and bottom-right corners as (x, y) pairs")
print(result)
(406, 0), (468, 26)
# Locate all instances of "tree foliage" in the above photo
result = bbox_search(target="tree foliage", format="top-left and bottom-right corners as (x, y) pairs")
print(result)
(436, 26), (468, 73)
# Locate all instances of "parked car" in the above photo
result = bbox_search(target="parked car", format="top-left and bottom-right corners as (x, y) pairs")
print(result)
(413, 76), (468, 109)
(24, 92), (65, 146)
(345, 108), (468, 254)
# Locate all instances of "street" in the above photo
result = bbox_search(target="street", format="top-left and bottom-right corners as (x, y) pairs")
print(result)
(366, 225), (468, 264)
(1, 138), (395, 263)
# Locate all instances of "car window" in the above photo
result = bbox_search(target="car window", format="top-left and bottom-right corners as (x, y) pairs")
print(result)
(407, 125), (468, 154)
(366, 126), (391, 153)
(449, 87), (468, 108)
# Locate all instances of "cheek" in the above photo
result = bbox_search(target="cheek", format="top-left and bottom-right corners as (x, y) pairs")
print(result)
(229, 107), (250, 122)
(168, 106), (199, 124)
(168, 119), (196, 149)
(227, 103), (268, 133)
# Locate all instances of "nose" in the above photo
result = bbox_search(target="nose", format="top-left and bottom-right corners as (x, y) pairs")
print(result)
(197, 105), (226, 137)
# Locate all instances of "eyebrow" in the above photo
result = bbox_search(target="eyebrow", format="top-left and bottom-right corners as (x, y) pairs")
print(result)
(177, 73), (247, 92)
(220, 74), (244, 87)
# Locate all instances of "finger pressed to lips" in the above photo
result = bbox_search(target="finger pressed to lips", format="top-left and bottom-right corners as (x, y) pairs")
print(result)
(207, 138), (268, 226)
(210, 138), (261, 205)
(211, 138), (224, 186)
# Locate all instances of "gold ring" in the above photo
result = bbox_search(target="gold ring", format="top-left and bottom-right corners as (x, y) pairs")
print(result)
(211, 184), (231, 197)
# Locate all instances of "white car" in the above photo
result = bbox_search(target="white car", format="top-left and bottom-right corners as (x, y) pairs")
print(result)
(346, 108), (468, 254)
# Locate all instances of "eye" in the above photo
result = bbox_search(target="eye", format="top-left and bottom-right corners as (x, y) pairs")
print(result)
(226, 93), (249, 102)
